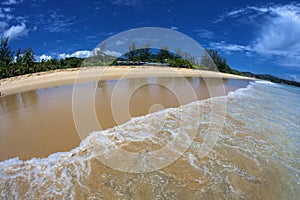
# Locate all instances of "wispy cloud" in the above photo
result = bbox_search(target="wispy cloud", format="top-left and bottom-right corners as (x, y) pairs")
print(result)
(42, 10), (75, 33)
(111, 0), (142, 7)
(3, 23), (28, 40)
(194, 29), (213, 39)
(213, 3), (300, 68)
(214, 8), (247, 23)
(214, 6), (268, 23)
(109, 0), (170, 8)
(0, 6), (26, 27)
(210, 41), (251, 54)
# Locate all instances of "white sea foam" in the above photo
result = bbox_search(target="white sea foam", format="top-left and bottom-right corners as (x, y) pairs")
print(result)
(255, 80), (284, 88)
(1, 80), (299, 199)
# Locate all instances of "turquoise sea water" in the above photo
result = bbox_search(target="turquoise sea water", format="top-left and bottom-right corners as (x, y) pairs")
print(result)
(0, 80), (299, 199)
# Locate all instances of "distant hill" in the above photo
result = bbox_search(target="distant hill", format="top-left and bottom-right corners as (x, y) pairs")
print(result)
(204, 49), (300, 87)
(239, 72), (300, 87)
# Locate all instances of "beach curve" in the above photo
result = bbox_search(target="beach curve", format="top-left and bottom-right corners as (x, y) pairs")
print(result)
(0, 66), (254, 96)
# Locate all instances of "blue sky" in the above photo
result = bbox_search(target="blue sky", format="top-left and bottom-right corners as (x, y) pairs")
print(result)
(0, 0), (299, 81)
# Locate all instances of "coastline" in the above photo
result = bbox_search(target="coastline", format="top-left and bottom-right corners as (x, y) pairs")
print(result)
(0, 66), (254, 96)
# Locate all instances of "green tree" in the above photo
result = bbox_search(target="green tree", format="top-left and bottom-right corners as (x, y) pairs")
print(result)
(65, 57), (83, 68)
(157, 46), (171, 63)
(139, 43), (151, 62)
(16, 48), (22, 65)
(47, 59), (59, 70)
(0, 37), (14, 78)
(128, 42), (137, 61)
(22, 48), (35, 73)
(201, 49), (231, 72)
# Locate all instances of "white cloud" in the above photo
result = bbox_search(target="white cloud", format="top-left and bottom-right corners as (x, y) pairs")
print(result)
(2, 0), (23, 5)
(170, 26), (178, 30)
(58, 53), (69, 59)
(214, 3), (300, 68)
(252, 5), (300, 55)
(0, 7), (23, 23)
(3, 23), (28, 40)
(252, 4), (300, 67)
(58, 49), (122, 60)
(39, 54), (52, 61)
(59, 50), (93, 59)
(3, 7), (12, 12)
(225, 8), (247, 18)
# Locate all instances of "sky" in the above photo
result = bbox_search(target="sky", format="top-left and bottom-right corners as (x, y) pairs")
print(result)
(0, 0), (299, 81)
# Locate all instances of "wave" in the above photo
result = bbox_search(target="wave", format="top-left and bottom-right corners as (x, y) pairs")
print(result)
(255, 80), (284, 88)
(1, 81), (299, 199)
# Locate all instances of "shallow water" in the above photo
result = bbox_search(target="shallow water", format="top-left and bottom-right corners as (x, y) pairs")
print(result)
(0, 79), (299, 199)
(0, 77), (247, 161)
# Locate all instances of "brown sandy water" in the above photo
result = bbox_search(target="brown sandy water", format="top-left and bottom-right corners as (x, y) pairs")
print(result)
(0, 77), (249, 161)
(0, 77), (299, 199)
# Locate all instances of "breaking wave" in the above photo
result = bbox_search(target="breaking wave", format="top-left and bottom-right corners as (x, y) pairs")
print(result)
(1, 81), (299, 199)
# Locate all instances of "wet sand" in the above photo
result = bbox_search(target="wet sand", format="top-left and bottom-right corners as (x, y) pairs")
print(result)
(0, 76), (250, 161)
(0, 66), (254, 96)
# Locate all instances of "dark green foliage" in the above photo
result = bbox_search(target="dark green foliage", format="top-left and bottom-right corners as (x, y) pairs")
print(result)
(0, 37), (14, 78)
(113, 44), (194, 68)
(202, 49), (230, 72)
(22, 48), (35, 73)
(0, 37), (85, 79)
(65, 57), (84, 68)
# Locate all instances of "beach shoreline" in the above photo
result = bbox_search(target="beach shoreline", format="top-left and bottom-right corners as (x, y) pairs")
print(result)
(0, 66), (254, 96)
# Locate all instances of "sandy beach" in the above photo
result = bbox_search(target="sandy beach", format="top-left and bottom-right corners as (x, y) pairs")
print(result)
(0, 66), (254, 96)
(0, 67), (252, 161)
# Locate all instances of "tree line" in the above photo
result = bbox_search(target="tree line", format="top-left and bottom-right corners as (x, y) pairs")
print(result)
(1, 37), (299, 87)
(0, 37), (83, 79)
(112, 43), (193, 68)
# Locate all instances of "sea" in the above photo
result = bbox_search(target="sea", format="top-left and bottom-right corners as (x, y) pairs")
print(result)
(0, 80), (299, 199)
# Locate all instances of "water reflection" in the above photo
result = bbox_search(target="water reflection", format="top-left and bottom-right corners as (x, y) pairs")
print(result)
(0, 90), (39, 115)
(21, 90), (39, 108)
(97, 80), (107, 89)
(0, 77), (250, 161)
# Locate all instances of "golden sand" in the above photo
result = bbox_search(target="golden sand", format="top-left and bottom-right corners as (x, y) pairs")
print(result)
(0, 66), (254, 96)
